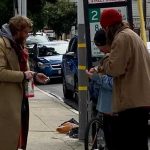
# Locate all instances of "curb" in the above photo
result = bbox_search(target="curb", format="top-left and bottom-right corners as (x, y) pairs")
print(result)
(35, 87), (79, 115)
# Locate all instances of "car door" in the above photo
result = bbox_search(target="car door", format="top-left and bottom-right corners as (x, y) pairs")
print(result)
(62, 36), (78, 90)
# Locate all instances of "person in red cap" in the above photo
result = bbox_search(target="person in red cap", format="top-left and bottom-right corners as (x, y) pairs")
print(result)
(100, 8), (122, 30)
(99, 8), (150, 150)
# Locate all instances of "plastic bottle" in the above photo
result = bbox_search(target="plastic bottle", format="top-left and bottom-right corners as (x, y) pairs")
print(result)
(25, 78), (34, 98)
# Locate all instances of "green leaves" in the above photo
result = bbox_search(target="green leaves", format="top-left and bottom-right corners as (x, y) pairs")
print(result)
(27, 0), (44, 14)
(43, 0), (77, 37)
(45, 0), (57, 3)
(0, 0), (77, 38)
(0, 0), (13, 27)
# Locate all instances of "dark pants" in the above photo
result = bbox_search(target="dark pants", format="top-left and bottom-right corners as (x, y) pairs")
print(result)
(111, 107), (149, 150)
(103, 114), (118, 150)
(19, 98), (29, 150)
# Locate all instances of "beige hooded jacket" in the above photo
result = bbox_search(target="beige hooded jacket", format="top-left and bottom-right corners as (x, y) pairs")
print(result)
(103, 26), (150, 112)
(0, 37), (24, 150)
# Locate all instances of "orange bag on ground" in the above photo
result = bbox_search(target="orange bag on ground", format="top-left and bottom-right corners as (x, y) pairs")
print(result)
(56, 122), (79, 134)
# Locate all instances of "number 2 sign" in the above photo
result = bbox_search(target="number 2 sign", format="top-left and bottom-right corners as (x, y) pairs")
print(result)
(89, 8), (100, 23)
(89, 7), (127, 57)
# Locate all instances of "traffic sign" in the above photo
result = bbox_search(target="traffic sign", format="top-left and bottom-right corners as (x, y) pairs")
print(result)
(89, 6), (127, 57)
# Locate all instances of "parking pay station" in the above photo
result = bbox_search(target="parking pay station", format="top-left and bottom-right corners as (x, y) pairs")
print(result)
(83, 0), (133, 67)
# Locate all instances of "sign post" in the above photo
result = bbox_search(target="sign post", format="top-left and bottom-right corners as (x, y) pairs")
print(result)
(77, 0), (89, 140)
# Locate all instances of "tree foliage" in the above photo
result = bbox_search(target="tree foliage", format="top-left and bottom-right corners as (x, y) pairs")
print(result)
(27, 0), (45, 14)
(0, 0), (14, 27)
(0, 0), (77, 37)
(43, 0), (77, 37)
(46, 0), (57, 3)
(27, 0), (58, 32)
(27, 0), (57, 14)
(28, 12), (45, 33)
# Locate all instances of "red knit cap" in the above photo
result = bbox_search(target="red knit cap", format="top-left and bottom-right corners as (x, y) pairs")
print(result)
(100, 9), (122, 29)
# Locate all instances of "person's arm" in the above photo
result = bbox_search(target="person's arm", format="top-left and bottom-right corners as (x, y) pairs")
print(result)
(34, 73), (49, 84)
(102, 32), (132, 77)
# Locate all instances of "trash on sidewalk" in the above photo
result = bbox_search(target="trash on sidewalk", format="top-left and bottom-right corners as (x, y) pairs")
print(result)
(56, 118), (79, 138)
(60, 118), (79, 126)
(68, 126), (79, 139)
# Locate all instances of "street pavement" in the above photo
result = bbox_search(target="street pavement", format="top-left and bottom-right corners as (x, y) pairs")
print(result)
(26, 87), (84, 150)
(25, 86), (150, 150)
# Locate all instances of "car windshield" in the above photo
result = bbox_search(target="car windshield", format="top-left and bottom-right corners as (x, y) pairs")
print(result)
(26, 34), (50, 45)
(38, 41), (69, 57)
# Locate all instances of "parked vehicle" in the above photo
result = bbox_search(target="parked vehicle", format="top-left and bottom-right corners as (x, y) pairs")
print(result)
(62, 36), (78, 99)
(61, 36), (106, 100)
(27, 35), (69, 80)
(43, 29), (56, 41)
(26, 32), (51, 52)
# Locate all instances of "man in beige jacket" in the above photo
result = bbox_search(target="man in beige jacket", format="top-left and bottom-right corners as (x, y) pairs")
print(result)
(100, 9), (150, 150)
(0, 16), (48, 150)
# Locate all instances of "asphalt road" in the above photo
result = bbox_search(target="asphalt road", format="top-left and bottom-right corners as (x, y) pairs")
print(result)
(36, 79), (78, 110)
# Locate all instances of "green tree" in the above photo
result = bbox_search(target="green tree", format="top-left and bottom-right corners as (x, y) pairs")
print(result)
(27, 0), (45, 14)
(0, 0), (76, 37)
(27, 0), (58, 32)
(0, 0), (13, 27)
(43, 0), (77, 38)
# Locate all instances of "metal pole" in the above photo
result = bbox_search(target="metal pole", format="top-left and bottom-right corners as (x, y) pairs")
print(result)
(143, 0), (146, 28)
(13, 0), (18, 16)
(14, 0), (21, 16)
(21, 0), (27, 16)
(14, 0), (27, 16)
(126, 0), (133, 29)
(138, 0), (147, 45)
(143, 0), (148, 40)
(18, 0), (22, 16)
(78, 0), (88, 140)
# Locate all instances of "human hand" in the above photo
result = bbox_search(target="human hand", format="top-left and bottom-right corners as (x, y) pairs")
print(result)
(24, 71), (34, 80)
(105, 53), (110, 57)
(90, 67), (97, 73)
(97, 66), (104, 73)
(34, 73), (49, 84)
(85, 68), (95, 78)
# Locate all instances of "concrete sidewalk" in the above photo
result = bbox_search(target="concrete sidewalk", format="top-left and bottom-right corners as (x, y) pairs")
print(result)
(26, 87), (84, 150)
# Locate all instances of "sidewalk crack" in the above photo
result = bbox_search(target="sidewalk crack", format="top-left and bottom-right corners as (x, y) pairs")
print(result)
(32, 111), (51, 130)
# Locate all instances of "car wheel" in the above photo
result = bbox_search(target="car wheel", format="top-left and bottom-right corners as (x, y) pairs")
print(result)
(63, 77), (73, 99)
(73, 92), (79, 102)
(73, 77), (78, 102)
